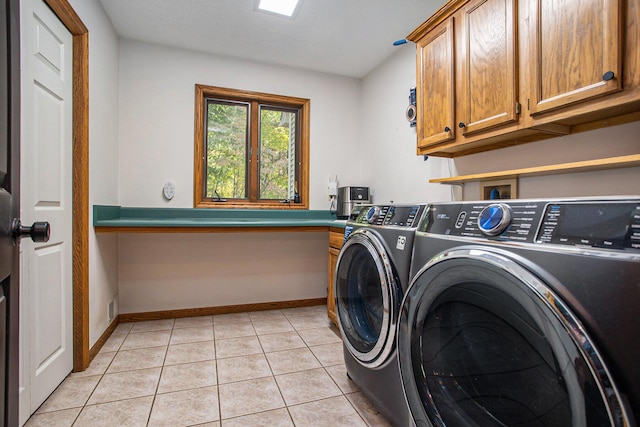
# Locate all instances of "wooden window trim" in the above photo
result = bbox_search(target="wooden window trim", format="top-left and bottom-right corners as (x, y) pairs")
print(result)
(194, 84), (310, 209)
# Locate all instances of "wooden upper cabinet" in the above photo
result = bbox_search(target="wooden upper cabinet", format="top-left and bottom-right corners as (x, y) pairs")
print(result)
(528, 0), (623, 115)
(460, 0), (518, 135)
(411, 0), (521, 155)
(415, 17), (455, 150)
(410, 0), (638, 157)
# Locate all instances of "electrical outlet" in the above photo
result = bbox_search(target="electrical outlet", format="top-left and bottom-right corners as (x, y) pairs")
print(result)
(328, 181), (338, 196)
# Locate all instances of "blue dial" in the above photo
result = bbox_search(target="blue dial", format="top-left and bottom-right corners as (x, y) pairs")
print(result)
(478, 204), (511, 236)
(365, 206), (380, 224)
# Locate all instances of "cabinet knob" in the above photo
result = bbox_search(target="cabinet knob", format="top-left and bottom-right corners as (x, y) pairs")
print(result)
(458, 122), (466, 128)
(603, 71), (615, 81)
(444, 126), (451, 133)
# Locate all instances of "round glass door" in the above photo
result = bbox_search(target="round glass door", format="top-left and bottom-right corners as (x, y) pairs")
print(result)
(398, 247), (630, 427)
(335, 229), (399, 367)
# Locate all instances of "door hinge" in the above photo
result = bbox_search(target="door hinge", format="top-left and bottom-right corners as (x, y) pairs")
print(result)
(515, 102), (521, 115)
(527, 99), (530, 110)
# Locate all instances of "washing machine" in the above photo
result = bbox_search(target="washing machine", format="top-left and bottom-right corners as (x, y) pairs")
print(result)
(398, 198), (640, 427)
(335, 204), (426, 427)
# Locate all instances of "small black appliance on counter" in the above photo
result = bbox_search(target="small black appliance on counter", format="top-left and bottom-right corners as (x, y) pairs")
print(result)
(337, 186), (370, 218)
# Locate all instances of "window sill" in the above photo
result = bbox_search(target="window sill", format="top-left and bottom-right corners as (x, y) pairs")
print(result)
(196, 200), (308, 210)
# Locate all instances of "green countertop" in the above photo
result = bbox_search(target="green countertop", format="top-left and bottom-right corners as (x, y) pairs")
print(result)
(93, 205), (347, 230)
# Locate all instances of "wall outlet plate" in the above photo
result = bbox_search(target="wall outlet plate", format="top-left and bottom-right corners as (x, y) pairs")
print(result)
(328, 181), (338, 196)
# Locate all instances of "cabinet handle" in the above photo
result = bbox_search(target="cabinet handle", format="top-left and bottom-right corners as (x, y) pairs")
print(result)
(458, 122), (466, 128)
(444, 126), (451, 133)
(603, 71), (615, 81)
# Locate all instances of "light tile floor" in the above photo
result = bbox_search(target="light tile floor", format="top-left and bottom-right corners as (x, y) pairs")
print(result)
(25, 305), (393, 427)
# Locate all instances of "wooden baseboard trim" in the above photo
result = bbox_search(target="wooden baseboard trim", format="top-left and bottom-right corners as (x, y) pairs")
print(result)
(82, 316), (120, 371)
(119, 298), (328, 323)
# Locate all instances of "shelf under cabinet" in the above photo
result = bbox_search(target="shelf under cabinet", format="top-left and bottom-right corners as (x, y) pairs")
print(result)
(429, 154), (640, 185)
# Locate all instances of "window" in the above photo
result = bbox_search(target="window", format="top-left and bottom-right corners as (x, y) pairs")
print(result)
(194, 85), (309, 209)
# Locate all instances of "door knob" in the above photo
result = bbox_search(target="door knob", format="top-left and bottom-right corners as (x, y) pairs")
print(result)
(11, 219), (50, 244)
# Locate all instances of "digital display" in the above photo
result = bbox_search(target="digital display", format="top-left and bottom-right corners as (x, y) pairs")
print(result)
(387, 206), (414, 223)
(422, 204), (461, 234)
(385, 205), (424, 227)
(546, 203), (634, 246)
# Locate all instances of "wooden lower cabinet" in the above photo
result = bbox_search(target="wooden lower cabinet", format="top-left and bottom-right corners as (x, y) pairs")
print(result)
(327, 227), (344, 327)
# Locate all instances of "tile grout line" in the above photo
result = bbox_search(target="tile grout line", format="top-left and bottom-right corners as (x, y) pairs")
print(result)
(145, 323), (174, 427)
(28, 307), (380, 427)
(213, 326), (223, 426)
(68, 324), (130, 426)
(259, 314), (295, 425)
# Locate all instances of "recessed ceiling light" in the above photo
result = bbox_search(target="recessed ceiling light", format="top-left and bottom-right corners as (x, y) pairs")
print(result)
(256, 0), (301, 18)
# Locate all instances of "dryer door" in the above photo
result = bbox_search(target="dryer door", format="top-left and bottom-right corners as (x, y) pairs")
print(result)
(397, 247), (631, 427)
(335, 229), (400, 368)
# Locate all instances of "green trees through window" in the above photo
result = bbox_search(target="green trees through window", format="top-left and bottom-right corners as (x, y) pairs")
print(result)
(194, 85), (309, 209)
(206, 101), (248, 199)
(259, 108), (296, 200)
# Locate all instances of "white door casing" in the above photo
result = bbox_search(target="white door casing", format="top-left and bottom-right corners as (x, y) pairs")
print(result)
(19, 0), (73, 423)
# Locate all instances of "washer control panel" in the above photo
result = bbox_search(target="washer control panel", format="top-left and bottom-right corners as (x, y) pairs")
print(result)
(353, 205), (425, 228)
(422, 199), (640, 251)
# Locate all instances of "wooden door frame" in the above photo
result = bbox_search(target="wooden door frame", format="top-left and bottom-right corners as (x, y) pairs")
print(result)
(41, 0), (90, 372)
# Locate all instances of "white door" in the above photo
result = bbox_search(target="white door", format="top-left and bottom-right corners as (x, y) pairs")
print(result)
(19, 0), (74, 423)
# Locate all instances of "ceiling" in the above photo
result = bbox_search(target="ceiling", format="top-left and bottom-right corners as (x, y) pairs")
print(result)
(98, 0), (445, 78)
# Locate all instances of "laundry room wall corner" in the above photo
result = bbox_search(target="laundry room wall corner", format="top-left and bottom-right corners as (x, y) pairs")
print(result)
(360, 44), (452, 204)
(67, 0), (120, 351)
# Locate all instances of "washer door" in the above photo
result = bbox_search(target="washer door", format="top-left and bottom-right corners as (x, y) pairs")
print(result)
(398, 247), (631, 427)
(335, 229), (399, 368)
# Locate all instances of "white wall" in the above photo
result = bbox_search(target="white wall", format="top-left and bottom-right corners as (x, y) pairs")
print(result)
(115, 41), (365, 313)
(118, 232), (327, 314)
(454, 121), (640, 200)
(360, 45), (454, 204)
(118, 39), (363, 210)
(68, 0), (120, 346)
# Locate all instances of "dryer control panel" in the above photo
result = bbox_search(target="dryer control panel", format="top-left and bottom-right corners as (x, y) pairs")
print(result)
(422, 198), (640, 251)
(537, 201), (640, 250)
(352, 204), (426, 228)
(424, 201), (544, 242)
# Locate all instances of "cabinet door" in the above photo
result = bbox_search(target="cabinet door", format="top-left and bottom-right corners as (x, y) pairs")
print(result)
(460, 0), (518, 135)
(528, 0), (622, 115)
(416, 17), (456, 149)
(327, 247), (340, 327)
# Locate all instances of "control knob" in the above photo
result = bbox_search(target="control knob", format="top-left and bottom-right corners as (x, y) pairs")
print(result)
(478, 203), (512, 236)
(365, 206), (381, 224)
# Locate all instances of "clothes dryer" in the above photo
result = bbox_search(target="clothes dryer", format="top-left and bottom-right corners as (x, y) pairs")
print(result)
(398, 198), (640, 426)
(336, 204), (426, 427)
